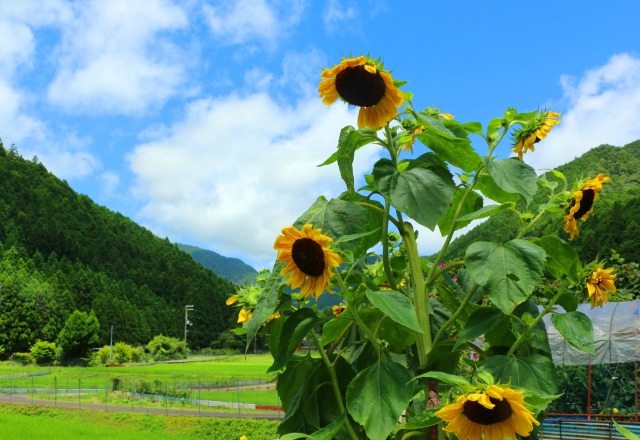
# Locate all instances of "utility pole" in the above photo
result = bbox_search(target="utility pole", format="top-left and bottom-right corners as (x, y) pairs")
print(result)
(109, 325), (113, 362)
(184, 305), (194, 345)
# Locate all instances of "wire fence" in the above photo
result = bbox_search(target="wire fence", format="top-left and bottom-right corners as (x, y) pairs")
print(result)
(0, 373), (283, 418)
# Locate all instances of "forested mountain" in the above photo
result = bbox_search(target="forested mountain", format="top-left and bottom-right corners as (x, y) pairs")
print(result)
(178, 244), (258, 284)
(0, 142), (236, 354)
(443, 139), (640, 263)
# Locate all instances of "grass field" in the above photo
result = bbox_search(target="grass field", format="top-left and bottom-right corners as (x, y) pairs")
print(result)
(0, 354), (276, 388)
(0, 404), (279, 439)
(0, 354), (282, 414)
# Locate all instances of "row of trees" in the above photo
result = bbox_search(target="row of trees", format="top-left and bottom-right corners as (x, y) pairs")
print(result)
(14, 309), (188, 366)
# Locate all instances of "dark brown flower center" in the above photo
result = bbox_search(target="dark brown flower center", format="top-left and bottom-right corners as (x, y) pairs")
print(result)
(463, 396), (513, 425)
(335, 65), (386, 107)
(572, 188), (595, 219)
(292, 238), (326, 277)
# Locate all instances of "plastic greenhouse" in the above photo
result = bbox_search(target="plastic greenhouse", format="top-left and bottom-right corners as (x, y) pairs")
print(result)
(542, 299), (640, 423)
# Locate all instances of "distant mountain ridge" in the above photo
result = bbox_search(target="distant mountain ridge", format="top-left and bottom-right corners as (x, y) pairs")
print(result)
(0, 142), (235, 352)
(177, 244), (258, 284)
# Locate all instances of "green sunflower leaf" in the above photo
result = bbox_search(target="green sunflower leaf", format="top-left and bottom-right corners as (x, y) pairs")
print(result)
(484, 354), (558, 396)
(245, 262), (283, 353)
(346, 361), (413, 440)
(437, 187), (484, 236)
(551, 311), (595, 354)
(412, 371), (471, 389)
(319, 126), (377, 193)
(487, 117), (504, 135)
(475, 171), (521, 204)
(453, 307), (507, 350)
(460, 121), (483, 135)
(465, 240), (546, 314)
(456, 202), (515, 223)
(321, 317), (352, 347)
(483, 157), (538, 204)
(533, 235), (581, 283)
(268, 308), (321, 373)
(295, 195), (382, 257)
(366, 289), (423, 333)
(373, 156), (455, 230)
(415, 120), (482, 173)
(613, 420), (640, 440)
(401, 409), (441, 429)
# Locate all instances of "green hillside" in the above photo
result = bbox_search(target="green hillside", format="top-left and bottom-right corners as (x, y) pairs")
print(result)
(0, 143), (236, 354)
(443, 139), (640, 263)
(178, 244), (257, 284)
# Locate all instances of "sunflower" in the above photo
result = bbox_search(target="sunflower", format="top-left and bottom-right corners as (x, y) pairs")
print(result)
(512, 110), (561, 160)
(563, 174), (610, 239)
(435, 384), (539, 440)
(237, 308), (252, 325)
(274, 224), (343, 300)
(332, 304), (346, 316)
(318, 55), (405, 131)
(586, 263), (617, 308)
(400, 125), (426, 152)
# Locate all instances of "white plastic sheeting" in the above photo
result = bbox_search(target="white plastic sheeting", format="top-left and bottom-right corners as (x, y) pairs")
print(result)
(542, 300), (640, 365)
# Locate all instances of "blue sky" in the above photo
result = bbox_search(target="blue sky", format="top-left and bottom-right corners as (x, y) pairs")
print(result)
(2, 0), (640, 270)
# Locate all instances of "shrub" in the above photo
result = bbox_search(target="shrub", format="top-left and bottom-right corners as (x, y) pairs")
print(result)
(30, 341), (57, 365)
(112, 342), (132, 364)
(146, 335), (188, 361)
(130, 346), (143, 363)
(12, 352), (33, 366)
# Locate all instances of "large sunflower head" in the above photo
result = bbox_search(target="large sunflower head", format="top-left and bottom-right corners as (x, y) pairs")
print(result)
(318, 55), (405, 131)
(435, 384), (540, 440)
(586, 263), (617, 308)
(512, 110), (561, 160)
(563, 174), (610, 239)
(274, 224), (343, 300)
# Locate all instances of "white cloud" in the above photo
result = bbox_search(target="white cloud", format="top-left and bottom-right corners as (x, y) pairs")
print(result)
(323, 0), (357, 33)
(526, 53), (640, 170)
(46, 0), (189, 115)
(203, 0), (307, 47)
(128, 92), (380, 268)
(0, 1), (99, 179)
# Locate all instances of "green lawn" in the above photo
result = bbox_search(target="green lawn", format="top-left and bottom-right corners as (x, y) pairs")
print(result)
(0, 404), (279, 439)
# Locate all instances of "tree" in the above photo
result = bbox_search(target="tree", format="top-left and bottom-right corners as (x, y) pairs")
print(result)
(56, 310), (99, 362)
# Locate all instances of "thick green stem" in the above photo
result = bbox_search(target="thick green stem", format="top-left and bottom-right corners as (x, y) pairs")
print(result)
(507, 288), (564, 356)
(381, 201), (398, 289)
(402, 222), (431, 365)
(310, 329), (360, 440)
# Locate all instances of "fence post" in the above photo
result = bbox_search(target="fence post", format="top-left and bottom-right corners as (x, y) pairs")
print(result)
(78, 378), (81, 409)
